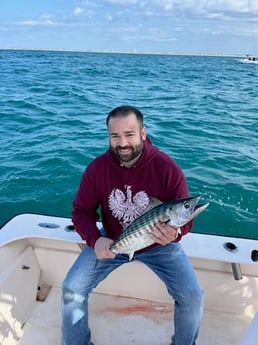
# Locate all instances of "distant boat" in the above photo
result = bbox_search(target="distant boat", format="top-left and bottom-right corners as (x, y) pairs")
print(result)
(0, 213), (258, 345)
(239, 54), (258, 64)
(246, 54), (256, 61)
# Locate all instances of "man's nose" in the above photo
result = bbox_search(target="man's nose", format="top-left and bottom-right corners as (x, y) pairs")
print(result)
(118, 136), (129, 147)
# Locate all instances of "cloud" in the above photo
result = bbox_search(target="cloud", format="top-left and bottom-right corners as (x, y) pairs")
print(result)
(104, 0), (258, 19)
(107, 0), (138, 4)
(106, 14), (113, 21)
(16, 1), (258, 30)
(73, 7), (85, 16)
(16, 6), (95, 29)
(18, 14), (55, 26)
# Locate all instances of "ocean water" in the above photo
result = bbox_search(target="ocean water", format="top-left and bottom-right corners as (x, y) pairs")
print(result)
(0, 49), (257, 239)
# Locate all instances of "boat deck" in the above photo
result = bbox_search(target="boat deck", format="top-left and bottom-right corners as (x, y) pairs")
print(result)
(1, 215), (257, 345)
(17, 287), (251, 345)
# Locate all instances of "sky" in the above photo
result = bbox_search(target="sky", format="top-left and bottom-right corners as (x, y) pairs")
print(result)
(1, 0), (258, 55)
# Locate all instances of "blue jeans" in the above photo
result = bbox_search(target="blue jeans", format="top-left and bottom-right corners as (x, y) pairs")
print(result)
(61, 242), (203, 345)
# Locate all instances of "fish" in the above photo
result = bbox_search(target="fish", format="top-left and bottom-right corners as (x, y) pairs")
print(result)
(110, 195), (209, 260)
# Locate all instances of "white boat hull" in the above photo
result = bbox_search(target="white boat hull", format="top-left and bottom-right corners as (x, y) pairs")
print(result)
(0, 214), (257, 344)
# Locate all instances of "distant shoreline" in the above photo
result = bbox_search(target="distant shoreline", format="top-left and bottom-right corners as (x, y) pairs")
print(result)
(0, 47), (245, 58)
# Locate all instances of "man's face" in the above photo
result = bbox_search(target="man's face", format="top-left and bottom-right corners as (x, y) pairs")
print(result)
(108, 113), (147, 166)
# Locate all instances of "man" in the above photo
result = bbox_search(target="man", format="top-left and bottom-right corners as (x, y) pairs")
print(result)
(62, 105), (203, 345)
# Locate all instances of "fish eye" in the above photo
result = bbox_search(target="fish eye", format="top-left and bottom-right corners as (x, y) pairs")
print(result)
(184, 201), (190, 209)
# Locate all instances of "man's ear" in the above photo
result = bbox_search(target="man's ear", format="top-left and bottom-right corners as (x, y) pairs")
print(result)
(141, 127), (147, 141)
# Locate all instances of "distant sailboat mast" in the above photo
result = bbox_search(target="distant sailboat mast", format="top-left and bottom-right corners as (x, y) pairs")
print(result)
(247, 0), (257, 59)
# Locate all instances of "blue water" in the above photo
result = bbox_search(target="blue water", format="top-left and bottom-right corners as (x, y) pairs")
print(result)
(0, 50), (257, 239)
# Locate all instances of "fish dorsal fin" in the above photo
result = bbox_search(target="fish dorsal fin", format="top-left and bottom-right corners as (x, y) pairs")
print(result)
(146, 197), (163, 211)
(132, 197), (163, 218)
(120, 197), (163, 230)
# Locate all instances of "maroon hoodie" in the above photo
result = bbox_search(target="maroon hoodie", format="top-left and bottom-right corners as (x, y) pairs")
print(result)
(72, 138), (192, 249)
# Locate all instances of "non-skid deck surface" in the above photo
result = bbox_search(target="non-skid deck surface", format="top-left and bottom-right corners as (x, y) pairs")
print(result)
(17, 287), (251, 345)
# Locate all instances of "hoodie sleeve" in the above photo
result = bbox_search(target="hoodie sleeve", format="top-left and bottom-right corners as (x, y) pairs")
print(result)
(72, 163), (102, 248)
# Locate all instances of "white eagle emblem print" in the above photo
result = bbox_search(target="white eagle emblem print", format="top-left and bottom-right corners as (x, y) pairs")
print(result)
(108, 185), (149, 223)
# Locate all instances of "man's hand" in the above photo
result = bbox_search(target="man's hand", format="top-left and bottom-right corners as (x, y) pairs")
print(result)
(94, 237), (116, 260)
(149, 222), (181, 245)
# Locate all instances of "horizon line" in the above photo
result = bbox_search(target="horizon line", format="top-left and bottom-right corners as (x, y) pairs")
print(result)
(0, 47), (247, 58)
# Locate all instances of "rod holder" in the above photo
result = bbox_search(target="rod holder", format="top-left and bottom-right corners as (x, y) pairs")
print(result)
(231, 263), (242, 280)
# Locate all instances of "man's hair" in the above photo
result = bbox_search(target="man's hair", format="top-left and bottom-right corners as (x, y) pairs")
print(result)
(106, 105), (144, 128)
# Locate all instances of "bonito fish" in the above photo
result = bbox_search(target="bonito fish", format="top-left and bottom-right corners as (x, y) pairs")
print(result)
(110, 195), (209, 260)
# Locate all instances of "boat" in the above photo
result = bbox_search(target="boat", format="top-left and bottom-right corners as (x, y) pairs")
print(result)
(0, 213), (257, 345)
(246, 54), (256, 61)
(239, 54), (258, 64)
(244, 54), (258, 63)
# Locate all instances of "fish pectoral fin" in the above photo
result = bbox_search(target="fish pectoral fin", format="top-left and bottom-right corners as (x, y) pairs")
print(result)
(166, 218), (177, 227)
(128, 252), (134, 261)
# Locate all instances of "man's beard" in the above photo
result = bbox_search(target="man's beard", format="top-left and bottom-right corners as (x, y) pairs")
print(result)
(110, 142), (144, 163)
